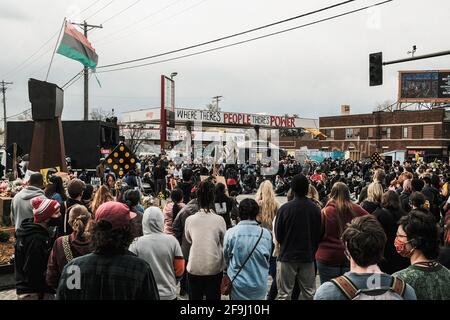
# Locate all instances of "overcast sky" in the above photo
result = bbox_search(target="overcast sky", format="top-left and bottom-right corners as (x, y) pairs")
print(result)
(1, 0), (449, 122)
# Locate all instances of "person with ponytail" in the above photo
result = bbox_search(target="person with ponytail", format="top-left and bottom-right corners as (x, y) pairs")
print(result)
(409, 192), (431, 214)
(316, 182), (369, 284)
(46, 205), (93, 289)
(163, 188), (185, 235)
(91, 185), (114, 217)
(123, 189), (144, 238)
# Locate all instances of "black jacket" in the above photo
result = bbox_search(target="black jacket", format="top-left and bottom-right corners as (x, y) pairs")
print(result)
(422, 185), (442, 222)
(57, 198), (89, 237)
(361, 200), (381, 214)
(275, 196), (321, 263)
(400, 190), (411, 213)
(153, 166), (167, 180)
(178, 181), (193, 204)
(15, 218), (53, 295)
(372, 207), (410, 274)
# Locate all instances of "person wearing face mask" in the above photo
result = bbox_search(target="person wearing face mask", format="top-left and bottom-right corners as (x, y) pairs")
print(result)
(15, 197), (62, 300)
(393, 210), (450, 300)
(314, 215), (416, 300)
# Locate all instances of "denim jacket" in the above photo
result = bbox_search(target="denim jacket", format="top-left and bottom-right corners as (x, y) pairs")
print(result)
(223, 220), (272, 300)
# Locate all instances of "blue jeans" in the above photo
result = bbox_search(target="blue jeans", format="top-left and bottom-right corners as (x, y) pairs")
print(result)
(317, 262), (349, 285)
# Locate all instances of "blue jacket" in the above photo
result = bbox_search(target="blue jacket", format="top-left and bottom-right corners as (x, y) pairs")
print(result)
(224, 220), (272, 300)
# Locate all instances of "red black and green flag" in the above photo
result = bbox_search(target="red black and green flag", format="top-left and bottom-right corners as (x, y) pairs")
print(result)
(57, 21), (98, 69)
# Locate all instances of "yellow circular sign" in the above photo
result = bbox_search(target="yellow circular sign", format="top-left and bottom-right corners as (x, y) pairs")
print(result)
(125, 164), (130, 170)
(119, 158), (124, 164)
(107, 158), (112, 164)
(113, 152), (119, 158)
(119, 146), (125, 151)
(119, 171), (124, 176)
(125, 152), (130, 158)
(130, 158), (135, 164)
(113, 164), (118, 170)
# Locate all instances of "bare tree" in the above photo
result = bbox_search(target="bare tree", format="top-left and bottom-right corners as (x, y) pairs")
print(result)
(205, 103), (221, 112)
(374, 100), (395, 112)
(280, 128), (306, 137)
(17, 109), (32, 121)
(121, 123), (146, 154)
(90, 108), (112, 121)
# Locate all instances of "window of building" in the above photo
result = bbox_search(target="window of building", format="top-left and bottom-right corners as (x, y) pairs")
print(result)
(324, 129), (334, 140)
(346, 128), (360, 139)
(346, 128), (353, 139)
(381, 127), (391, 139)
(403, 126), (409, 139)
(345, 128), (359, 139)
(423, 125), (435, 139)
(368, 127), (374, 138)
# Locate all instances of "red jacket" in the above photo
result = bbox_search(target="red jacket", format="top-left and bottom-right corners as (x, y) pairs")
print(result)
(315, 201), (368, 266)
(46, 233), (93, 289)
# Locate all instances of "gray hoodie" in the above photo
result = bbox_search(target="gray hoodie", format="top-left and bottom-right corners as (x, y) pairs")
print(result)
(129, 207), (183, 300)
(11, 186), (45, 230)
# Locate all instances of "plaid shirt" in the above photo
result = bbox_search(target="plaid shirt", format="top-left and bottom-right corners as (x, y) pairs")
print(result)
(56, 251), (160, 300)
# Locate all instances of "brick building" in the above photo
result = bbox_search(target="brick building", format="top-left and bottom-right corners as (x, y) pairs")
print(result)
(280, 109), (450, 161)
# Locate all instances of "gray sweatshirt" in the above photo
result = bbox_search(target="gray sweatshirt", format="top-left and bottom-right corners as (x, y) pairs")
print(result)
(129, 206), (183, 300)
(185, 210), (226, 276)
(11, 186), (45, 230)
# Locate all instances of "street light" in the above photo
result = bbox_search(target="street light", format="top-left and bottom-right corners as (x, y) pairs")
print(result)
(407, 45), (417, 57)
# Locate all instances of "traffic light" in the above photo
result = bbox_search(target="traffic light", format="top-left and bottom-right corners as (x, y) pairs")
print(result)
(369, 52), (383, 86)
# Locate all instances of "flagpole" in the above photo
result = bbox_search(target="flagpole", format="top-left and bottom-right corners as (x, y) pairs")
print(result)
(45, 17), (66, 82)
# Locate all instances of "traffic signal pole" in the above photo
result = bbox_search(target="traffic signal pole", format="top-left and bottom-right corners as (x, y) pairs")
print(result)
(383, 49), (450, 66)
(370, 49), (450, 86)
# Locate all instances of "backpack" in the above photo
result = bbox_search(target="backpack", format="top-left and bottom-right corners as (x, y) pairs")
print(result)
(331, 275), (406, 300)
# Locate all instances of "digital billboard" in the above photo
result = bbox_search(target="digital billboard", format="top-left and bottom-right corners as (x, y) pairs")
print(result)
(399, 70), (450, 102)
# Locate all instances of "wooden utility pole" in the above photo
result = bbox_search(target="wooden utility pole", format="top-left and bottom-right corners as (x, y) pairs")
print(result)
(212, 96), (223, 111)
(72, 21), (102, 120)
(1, 81), (13, 146)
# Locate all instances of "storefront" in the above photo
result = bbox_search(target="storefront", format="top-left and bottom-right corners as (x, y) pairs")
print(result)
(121, 107), (319, 156)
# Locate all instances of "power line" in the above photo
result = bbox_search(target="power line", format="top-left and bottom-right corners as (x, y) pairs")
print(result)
(88, 0), (142, 37)
(96, 0), (207, 48)
(97, 0), (393, 74)
(93, 0), (184, 45)
(97, 0), (357, 69)
(85, 0), (115, 20)
(2, 0), (105, 80)
(1, 108), (32, 121)
(1, 30), (59, 78)
(80, 0), (103, 14)
(62, 70), (84, 89)
(101, 0), (141, 24)
(64, 74), (84, 90)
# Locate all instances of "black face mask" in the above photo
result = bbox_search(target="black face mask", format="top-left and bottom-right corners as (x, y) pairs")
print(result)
(47, 217), (61, 227)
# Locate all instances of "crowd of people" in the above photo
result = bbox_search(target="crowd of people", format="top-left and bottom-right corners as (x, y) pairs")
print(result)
(7, 154), (450, 300)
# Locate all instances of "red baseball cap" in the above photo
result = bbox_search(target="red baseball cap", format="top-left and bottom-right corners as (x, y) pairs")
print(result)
(94, 201), (137, 230)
